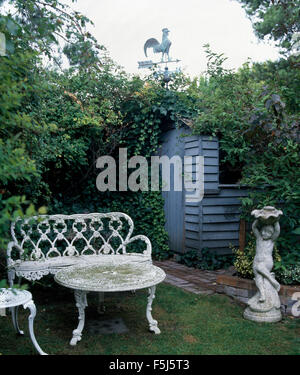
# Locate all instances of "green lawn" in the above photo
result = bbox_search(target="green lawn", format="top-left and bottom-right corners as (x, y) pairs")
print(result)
(0, 283), (299, 355)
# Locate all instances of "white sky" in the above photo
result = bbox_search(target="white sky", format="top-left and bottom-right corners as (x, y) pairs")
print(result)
(67, 1), (281, 77)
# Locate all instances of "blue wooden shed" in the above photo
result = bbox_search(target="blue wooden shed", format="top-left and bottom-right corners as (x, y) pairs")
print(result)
(158, 122), (248, 255)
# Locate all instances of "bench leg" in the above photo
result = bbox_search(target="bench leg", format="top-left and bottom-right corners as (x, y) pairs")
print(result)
(146, 286), (160, 334)
(70, 290), (88, 346)
(23, 300), (47, 355)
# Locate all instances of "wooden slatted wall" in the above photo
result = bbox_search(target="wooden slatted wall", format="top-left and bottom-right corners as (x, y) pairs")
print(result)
(183, 134), (248, 255)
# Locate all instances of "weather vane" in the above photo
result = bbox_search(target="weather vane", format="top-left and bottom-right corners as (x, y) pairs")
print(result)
(138, 28), (180, 70)
(144, 28), (172, 62)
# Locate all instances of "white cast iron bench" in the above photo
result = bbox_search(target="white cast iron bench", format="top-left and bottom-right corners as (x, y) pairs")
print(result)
(7, 212), (152, 290)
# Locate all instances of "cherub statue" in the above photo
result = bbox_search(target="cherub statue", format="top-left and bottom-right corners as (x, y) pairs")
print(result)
(252, 220), (281, 302)
(244, 206), (283, 323)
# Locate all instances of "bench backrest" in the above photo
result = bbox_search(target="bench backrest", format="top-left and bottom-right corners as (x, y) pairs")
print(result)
(8, 212), (151, 262)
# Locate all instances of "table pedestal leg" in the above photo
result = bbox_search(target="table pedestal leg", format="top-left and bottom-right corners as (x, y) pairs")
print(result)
(23, 300), (48, 355)
(11, 306), (24, 335)
(70, 290), (88, 346)
(146, 286), (160, 334)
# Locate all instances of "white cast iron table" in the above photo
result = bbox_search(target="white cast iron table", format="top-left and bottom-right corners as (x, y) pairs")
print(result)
(54, 261), (166, 346)
(0, 288), (47, 355)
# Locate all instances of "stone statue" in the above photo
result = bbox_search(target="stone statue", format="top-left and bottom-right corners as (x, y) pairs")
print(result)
(244, 206), (283, 323)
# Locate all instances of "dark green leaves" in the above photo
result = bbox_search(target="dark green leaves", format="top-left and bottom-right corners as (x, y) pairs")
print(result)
(236, 0), (300, 53)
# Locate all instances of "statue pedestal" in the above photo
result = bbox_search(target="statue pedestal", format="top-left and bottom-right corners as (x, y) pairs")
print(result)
(244, 306), (282, 323)
(244, 276), (282, 323)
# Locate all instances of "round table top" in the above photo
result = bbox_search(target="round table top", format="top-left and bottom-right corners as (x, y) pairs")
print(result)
(0, 288), (32, 308)
(54, 262), (166, 292)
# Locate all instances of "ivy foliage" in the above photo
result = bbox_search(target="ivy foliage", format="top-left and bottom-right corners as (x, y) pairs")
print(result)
(0, 0), (198, 266)
(0, 0), (299, 285)
(177, 248), (234, 271)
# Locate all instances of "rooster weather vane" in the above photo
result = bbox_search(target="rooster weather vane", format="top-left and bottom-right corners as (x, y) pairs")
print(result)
(144, 28), (172, 62)
(138, 28), (180, 71)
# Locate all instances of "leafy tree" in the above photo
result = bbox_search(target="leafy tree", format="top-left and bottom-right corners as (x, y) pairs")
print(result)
(0, 0), (173, 281)
(190, 45), (300, 279)
(250, 58), (300, 112)
(3, 0), (103, 65)
(236, 0), (300, 53)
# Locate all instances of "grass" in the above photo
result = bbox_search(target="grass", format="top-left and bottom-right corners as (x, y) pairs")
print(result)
(0, 282), (299, 355)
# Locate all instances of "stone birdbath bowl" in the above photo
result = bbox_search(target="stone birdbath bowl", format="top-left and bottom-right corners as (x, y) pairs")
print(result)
(251, 206), (283, 225)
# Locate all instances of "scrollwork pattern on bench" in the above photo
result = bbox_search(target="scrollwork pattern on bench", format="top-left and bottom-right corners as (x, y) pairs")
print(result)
(7, 212), (152, 283)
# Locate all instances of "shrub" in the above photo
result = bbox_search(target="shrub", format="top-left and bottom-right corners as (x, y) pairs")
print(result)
(275, 265), (300, 285)
(231, 237), (300, 285)
(177, 248), (234, 271)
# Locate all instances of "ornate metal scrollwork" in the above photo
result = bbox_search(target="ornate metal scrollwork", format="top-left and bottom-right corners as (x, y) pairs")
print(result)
(8, 212), (152, 282)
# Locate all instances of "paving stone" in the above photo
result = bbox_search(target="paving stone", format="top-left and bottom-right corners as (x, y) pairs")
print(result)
(180, 285), (215, 295)
(235, 296), (248, 305)
(223, 286), (236, 297)
(215, 285), (225, 294)
(165, 275), (190, 285)
(194, 289), (215, 295)
(234, 288), (250, 298)
(154, 260), (230, 297)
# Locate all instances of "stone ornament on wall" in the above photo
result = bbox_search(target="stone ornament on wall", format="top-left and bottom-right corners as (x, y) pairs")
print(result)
(244, 206), (283, 323)
(291, 292), (300, 317)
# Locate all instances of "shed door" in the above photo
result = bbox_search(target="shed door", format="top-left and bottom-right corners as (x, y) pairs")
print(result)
(159, 128), (185, 254)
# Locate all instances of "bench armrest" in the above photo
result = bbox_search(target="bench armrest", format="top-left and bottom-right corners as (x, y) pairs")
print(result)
(7, 241), (22, 267)
(124, 235), (152, 257)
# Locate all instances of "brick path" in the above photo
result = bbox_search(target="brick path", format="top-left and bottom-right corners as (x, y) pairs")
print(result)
(153, 260), (300, 316)
(154, 259), (234, 296)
